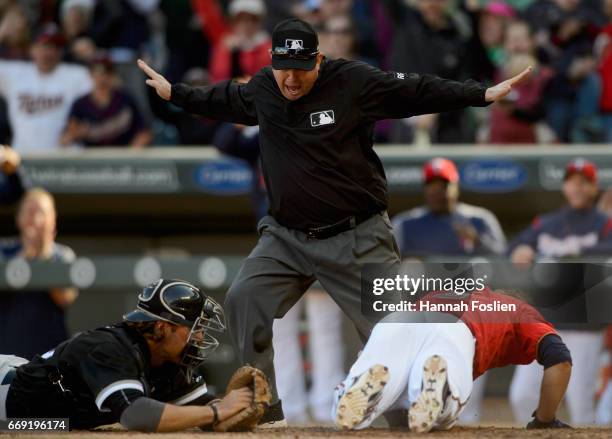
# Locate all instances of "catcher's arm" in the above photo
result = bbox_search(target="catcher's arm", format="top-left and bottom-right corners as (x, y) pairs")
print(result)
(155, 388), (252, 432)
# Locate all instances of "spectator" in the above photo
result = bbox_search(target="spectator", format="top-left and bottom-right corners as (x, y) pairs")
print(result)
(0, 188), (78, 360)
(319, 15), (378, 66)
(524, 0), (603, 142)
(319, 16), (356, 60)
(272, 286), (345, 425)
(0, 145), (24, 205)
(262, 0), (299, 33)
(60, 0), (98, 65)
(509, 158), (608, 425)
(62, 54), (151, 148)
(90, 0), (159, 124)
(149, 67), (222, 145)
(383, 0), (475, 144)
(193, 0), (271, 83)
(504, 19), (535, 56)
(296, 0), (379, 62)
(158, 0), (211, 84)
(0, 5), (31, 60)
(392, 157), (507, 258)
(488, 53), (554, 143)
(0, 24), (92, 152)
(464, 0), (516, 84)
(293, 0), (354, 28)
(596, 0), (612, 142)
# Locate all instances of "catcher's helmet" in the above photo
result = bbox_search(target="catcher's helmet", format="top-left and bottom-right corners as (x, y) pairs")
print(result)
(124, 279), (225, 367)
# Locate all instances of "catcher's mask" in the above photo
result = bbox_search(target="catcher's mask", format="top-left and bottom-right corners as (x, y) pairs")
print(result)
(124, 279), (226, 367)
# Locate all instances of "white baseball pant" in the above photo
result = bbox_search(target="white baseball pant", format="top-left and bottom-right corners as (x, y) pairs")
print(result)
(332, 318), (476, 430)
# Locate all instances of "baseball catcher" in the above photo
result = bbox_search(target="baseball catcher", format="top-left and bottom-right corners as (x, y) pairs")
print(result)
(0, 278), (270, 431)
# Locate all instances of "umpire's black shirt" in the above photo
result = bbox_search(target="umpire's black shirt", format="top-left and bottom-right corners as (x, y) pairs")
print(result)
(171, 58), (489, 230)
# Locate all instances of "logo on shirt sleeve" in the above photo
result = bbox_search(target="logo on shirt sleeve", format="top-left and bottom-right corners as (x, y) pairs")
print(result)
(310, 110), (335, 127)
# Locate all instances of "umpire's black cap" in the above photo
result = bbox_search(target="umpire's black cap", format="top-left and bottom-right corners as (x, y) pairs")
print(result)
(271, 18), (319, 71)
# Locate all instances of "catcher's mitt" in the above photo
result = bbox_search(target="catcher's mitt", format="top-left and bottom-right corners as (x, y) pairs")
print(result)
(213, 365), (272, 432)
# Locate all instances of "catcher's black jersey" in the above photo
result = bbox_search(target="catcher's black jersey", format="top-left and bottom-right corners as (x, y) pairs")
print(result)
(6, 323), (212, 430)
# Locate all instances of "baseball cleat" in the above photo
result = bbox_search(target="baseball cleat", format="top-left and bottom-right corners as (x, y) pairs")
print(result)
(408, 355), (448, 433)
(335, 364), (389, 430)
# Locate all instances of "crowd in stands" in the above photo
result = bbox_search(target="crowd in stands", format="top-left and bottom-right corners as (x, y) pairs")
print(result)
(0, 0), (609, 150)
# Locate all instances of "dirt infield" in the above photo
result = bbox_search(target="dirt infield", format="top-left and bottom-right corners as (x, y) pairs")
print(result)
(4, 426), (612, 439)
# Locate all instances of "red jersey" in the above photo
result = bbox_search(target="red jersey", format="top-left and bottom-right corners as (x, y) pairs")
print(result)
(421, 288), (557, 378)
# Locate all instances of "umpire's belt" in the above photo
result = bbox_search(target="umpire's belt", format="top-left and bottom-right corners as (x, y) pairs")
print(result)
(304, 212), (377, 240)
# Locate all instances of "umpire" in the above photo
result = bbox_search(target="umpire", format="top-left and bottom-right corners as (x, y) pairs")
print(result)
(139, 18), (531, 426)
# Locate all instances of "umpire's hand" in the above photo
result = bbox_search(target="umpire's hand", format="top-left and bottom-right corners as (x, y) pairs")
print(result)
(138, 59), (171, 101)
(485, 66), (533, 103)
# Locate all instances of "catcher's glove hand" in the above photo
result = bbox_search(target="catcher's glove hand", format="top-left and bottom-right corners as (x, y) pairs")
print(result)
(526, 415), (572, 429)
(213, 366), (272, 432)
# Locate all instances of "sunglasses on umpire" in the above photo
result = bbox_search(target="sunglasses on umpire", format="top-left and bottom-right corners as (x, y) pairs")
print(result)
(271, 47), (320, 60)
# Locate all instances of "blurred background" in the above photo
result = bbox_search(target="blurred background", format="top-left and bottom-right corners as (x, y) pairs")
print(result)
(0, 0), (611, 428)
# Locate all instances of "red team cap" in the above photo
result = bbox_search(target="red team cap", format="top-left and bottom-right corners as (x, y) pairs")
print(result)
(423, 158), (459, 184)
(34, 24), (65, 47)
(564, 158), (598, 184)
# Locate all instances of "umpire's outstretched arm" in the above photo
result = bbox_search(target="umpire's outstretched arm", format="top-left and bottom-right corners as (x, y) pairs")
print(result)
(138, 58), (530, 124)
(138, 59), (258, 125)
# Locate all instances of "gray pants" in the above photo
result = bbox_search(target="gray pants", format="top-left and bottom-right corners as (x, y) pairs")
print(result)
(224, 212), (400, 401)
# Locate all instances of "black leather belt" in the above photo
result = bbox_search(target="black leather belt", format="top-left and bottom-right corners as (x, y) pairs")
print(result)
(304, 212), (377, 240)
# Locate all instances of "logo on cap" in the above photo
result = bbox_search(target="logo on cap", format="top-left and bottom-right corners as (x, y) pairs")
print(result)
(310, 110), (335, 127)
(286, 39), (304, 50)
